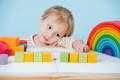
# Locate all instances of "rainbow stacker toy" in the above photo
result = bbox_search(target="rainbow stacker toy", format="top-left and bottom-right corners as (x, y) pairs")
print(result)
(87, 21), (120, 58)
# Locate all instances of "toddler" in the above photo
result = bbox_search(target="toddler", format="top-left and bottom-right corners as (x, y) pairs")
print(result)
(27, 6), (89, 52)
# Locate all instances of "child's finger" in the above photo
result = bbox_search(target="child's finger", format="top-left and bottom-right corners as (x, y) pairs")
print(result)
(83, 47), (89, 52)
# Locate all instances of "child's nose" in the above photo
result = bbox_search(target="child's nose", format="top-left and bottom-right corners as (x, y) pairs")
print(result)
(47, 32), (54, 39)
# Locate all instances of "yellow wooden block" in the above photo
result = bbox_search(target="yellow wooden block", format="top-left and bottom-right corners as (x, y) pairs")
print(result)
(88, 58), (96, 63)
(24, 58), (33, 62)
(69, 52), (78, 63)
(42, 52), (52, 62)
(0, 36), (20, 47)
(87, 52), (96, 58)
(24, 52), (34, 62)
(11, 46), (24, 52)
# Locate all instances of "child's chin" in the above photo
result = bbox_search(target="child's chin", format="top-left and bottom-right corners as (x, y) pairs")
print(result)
(44, 41), (50, 45)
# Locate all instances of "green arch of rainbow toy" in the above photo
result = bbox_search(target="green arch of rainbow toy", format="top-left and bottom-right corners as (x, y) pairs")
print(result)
(87, 21), (120, 58)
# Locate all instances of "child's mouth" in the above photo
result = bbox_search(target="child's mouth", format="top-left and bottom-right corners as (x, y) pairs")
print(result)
(43, 36), (48, 41)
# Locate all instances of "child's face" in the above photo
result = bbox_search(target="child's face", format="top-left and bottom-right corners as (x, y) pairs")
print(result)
(38, 15), (68, 45)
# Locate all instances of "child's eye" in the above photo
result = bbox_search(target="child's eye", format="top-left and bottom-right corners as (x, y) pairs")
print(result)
(56, 34), (60, 37)
(48, 26), (52, 29)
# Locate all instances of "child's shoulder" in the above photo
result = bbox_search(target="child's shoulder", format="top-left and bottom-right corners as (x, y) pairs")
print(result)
(25, 34), (37, 47)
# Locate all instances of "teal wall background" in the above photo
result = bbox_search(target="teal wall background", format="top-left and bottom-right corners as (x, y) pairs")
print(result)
(0, 0), (120, 43)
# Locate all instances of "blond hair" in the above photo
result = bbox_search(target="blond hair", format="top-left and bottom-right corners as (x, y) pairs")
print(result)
(41, 6), (74, 36)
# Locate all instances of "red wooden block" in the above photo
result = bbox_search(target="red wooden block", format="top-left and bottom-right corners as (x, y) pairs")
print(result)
(0, 41), (12, 56)
(20, 40), (27, 44)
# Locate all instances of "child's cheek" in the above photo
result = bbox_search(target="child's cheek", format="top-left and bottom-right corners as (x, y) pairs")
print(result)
(39, 27), (45, 34)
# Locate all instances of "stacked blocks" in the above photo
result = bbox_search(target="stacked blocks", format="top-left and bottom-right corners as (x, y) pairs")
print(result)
(60, 52), (69, 63)
(87, 52), (97, 63)
(69, 52), (78, 63)
(0, 36), (26, 56)
(24, 52), (34, 62)
(20, 40), (27, 51)
(79, 52), (87, 63)
(42, 52), (52, 62)
(15, 52), (24, 62)
(34, 52), (42, 62)
(0, 54), (8, 65)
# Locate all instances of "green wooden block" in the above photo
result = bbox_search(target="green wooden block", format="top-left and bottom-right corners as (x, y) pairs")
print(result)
(20, 43), (27, 46)
(60, 52), (69, 63)
(34, 52), (42, 62)
(15, 51), (24, 62)
(79, 52), (87, 63)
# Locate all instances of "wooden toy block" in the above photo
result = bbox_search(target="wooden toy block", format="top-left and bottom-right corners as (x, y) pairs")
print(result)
(10, 46), (24, 55)
(0, 36), (20, 47)
(20, 44), (27, 47)
(20, 40), (27, 44)
(11, 46), (24, 52)
(60, 52), (69, 63)
(0, 54), (8, 65)
(0, 41), (12, 56)
(15, 51), (24, 62)
(69, 52), (78, 63)
(88, 58), (96, 63)
(42, 52), (52, 62)
(24, 52), (34, 62)
(34, 52), (42, 62)
(87, 52), (97, 63)
(87, 52), (97, 58)
(79, 52), (87, 63)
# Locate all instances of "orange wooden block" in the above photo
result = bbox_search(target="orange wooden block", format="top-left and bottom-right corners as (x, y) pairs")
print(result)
(87, 52), (96, 58)
(88, 58), (96, 63)
(87, 52), (97, 63)
(11, 46), (24, 52)
(42, 52), (52, 62)
(0, 36), (20, 47)
(10, 46), (24, 56)
(24, 52), (34, 62)
(69, 52), (78, 63)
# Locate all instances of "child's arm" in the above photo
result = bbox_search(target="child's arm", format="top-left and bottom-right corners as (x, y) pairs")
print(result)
(57, 37), (89, 52)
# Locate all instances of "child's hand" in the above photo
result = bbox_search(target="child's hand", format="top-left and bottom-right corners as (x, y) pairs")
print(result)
(72, 40), (89, 52)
